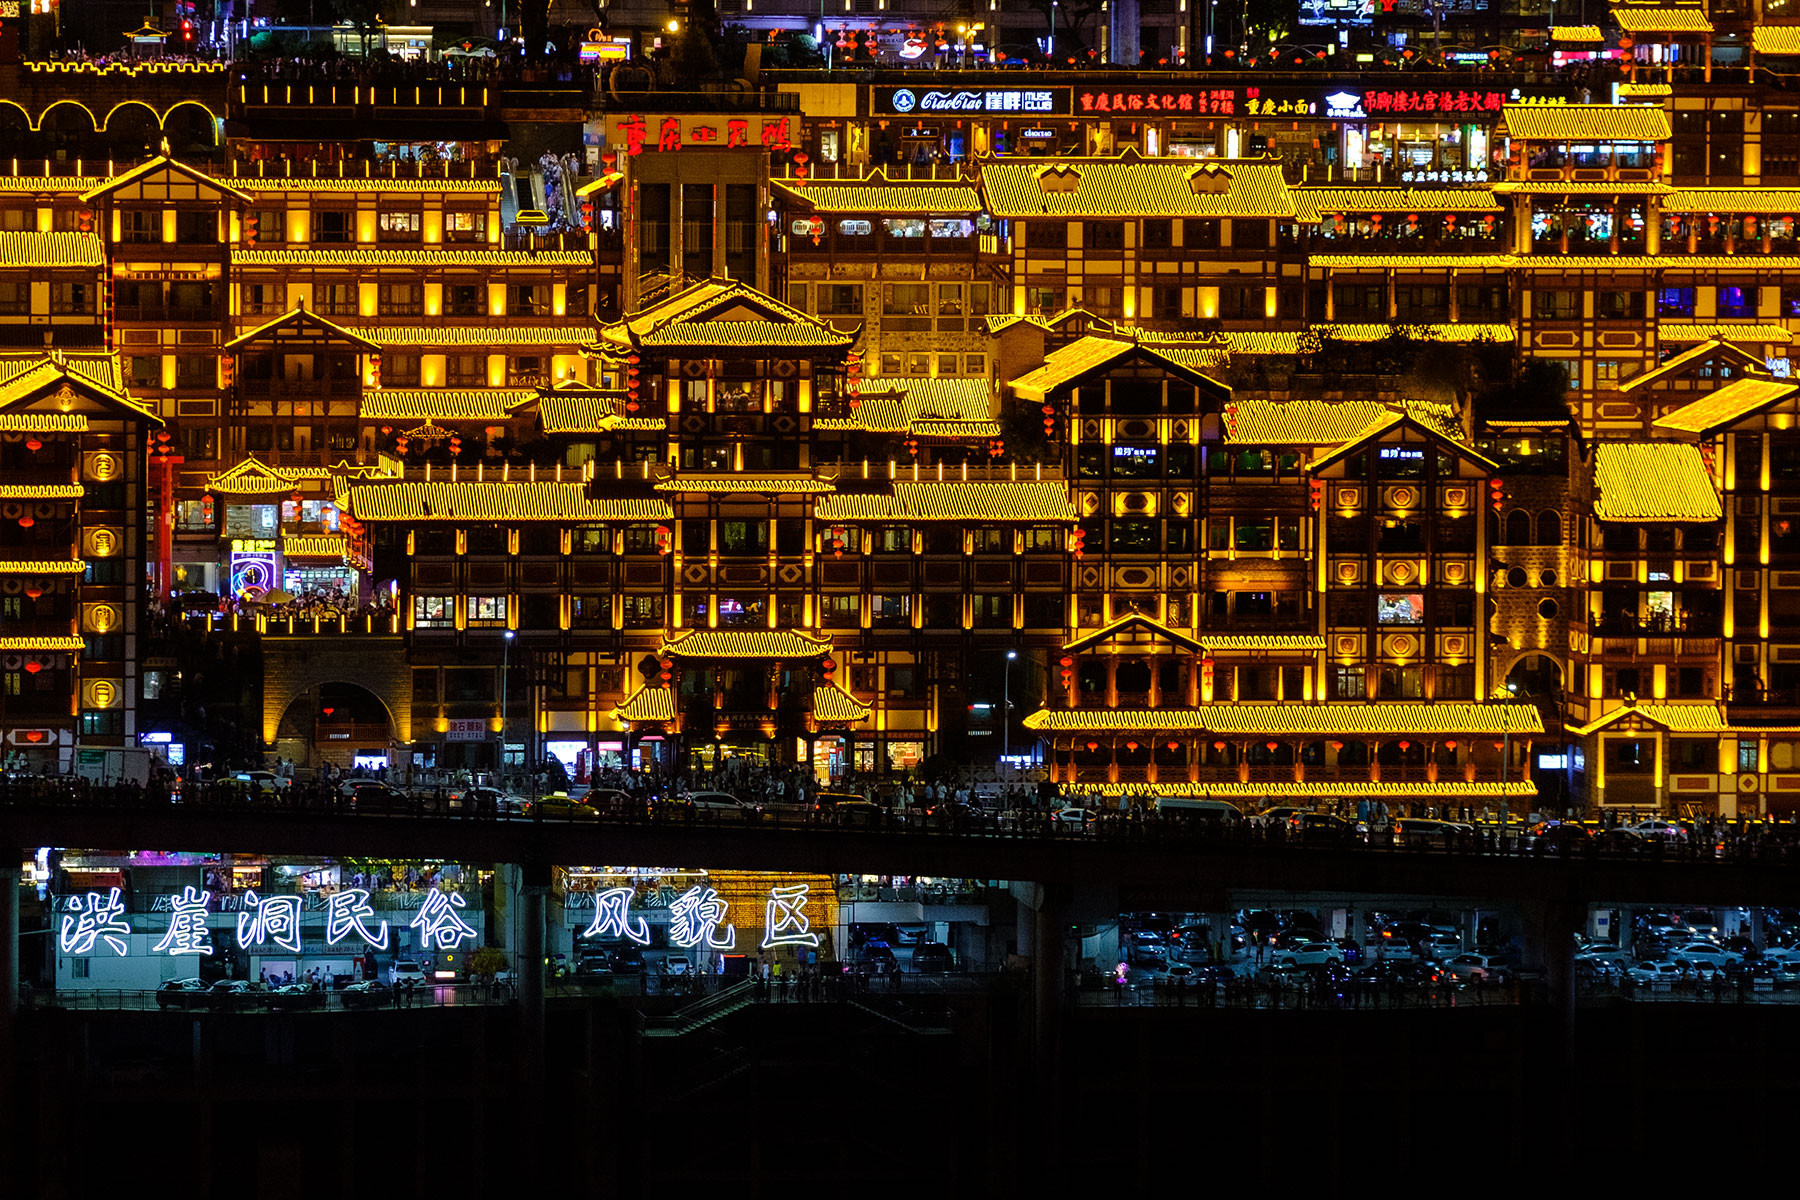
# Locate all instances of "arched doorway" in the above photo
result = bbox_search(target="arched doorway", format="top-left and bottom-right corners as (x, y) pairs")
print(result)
(1504, 653), (1569, 808)
(273, 682), (395, 773)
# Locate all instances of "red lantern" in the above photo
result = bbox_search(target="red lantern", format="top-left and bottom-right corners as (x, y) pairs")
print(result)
(24, 585), (41, 599)
(1212, 741), (1227, 752)
(1398, 740), (1411, 751)
(1265, 741), (1279, 752)
(1167, 741), (1180, 752)
(1445, 740), (1457, 750)
(24, 438), (41, 453)
(22, 660), (41, 675)
(1329, 740), (1343, 752)
(1126, 741), (1139, 752)
(18, 516), (32, 528)
(1086, 742), (1100, 753)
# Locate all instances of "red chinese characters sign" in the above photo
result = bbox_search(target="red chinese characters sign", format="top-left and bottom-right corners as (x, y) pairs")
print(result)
(1077, 89), (1237, 115)
(605, 114), (799, 155)
(1363, 89), (1507, 115)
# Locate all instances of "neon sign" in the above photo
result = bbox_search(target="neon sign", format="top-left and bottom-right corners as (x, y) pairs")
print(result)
(668, 885), (736, 950)
(760, 884), (820, 950)
(1078, 89), (1234, 115)
(876, 85), (1069, 116)
(152, 886), (214, 956)
(326, 888), (390, 949)
(410, 891), (478, 950)
(236, 889), (303, 953)
(583, 886), (651, 945)
(59, 887), (130, 956)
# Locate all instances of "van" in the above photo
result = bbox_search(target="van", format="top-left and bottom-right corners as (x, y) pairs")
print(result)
(1155, 798), (1244, 824)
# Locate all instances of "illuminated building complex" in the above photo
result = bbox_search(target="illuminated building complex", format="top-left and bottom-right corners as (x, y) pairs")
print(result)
(16, 47), (1800, 814)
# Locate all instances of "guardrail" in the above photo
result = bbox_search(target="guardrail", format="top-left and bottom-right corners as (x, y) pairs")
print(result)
(23, 980), (516, 1013)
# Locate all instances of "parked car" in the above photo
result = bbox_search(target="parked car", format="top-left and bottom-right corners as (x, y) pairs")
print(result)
(1625, 819), (1688, 841)
(1593, 829), (1647, 854)
(450, 785), (524, 816)
(527, 792), (599, 820)
(860, 942), (898, 969)
(1575, 945), (1634, 969)
(1251, 806), (1309, 829)
(1531, 822), (1591, 852)
(155, 978), (211, 1010)
(266, 984), (326, 1011)
(204, 980), (270, 1011)
(348, 783), (413, 815)
(340, 981), (393, 1009)
(1390, 818), (1477, 849)
(1053, 806), (1094, 829)
(1288, 812), (1356, 844)
(1276, 939), (1345, 968)
(912, 943), (956, 974)
(1672, 942), (1742, 967)
(389, 960), (426, 986)
(1442, 953), (1505, 983)
(1627, 961), (1684, 987)
(683, 791), (756, 819)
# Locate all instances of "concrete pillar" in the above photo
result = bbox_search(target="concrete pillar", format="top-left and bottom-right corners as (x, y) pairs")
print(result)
(0, 865), (17, 1155)
(1751, 906), (1766, 953)
(1033, 889), (1065, 1062)
(1521, 895), (1584, 1088)
(519, 861), (550, 1093)
(1108, 0), (1141, 65)
(1210, 912), (1235, 965)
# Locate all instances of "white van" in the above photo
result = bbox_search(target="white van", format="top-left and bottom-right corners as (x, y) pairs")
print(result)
(1154, 798), (1245, 824)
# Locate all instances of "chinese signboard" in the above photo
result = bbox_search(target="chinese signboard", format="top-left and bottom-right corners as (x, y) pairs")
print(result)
(1074, 85), (1561, 122)
(875, 85), (1072, 116)
(445, 719), (489, 742)
(1077, 88), (1236, 115)
(601, 114), (801, 156)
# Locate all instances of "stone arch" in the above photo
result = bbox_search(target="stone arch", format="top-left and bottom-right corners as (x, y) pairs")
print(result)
(36, 98), (101, 134)
(1494, 649), (1568, 701)
(158, 100), (221, 155)
(98, 98), (161, 132)
(260, 636), (413, 747)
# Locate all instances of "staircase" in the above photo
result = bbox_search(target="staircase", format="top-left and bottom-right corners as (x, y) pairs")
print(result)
(640, 979), (757, 1037)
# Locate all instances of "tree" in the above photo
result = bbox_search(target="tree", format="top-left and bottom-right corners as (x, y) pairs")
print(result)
(468, 946), (509, 979)
(1241, 0), (1299, 53)
(331, 0), (380, 54)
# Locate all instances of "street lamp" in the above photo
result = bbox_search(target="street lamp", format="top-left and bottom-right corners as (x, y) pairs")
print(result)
(1003, 650), (1018, 767)
(502, 630), (515, 781)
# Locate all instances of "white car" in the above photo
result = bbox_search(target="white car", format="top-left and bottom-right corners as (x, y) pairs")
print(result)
(1575, 946), (1634, 969)
(1443, 953), (1504, 983)
(1625, 819), (1687, 841)
(1375, 937), (1417, 962)
(389, 960), (426, 986)
(1053, 806), (1094, 829)
(1276, 940), (1346, 968)
(1628, 961), (1684, 986)
(1420, 936), (1463, 961)
(1673, 942), (1742, 967)
(450, 785), (525, 815)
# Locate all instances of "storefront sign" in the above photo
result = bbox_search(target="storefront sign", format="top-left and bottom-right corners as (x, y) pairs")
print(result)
(876, 85), (1070, 116)
(445, 719), (490, 742)
(1364, 88), (1509, 115)
(604, 114), (797, 155)
(7, 729), (54, 746)
(1078, 88), (1235, 115)
(1400, 169), (1491, 183)
(579, 882), (821, 951)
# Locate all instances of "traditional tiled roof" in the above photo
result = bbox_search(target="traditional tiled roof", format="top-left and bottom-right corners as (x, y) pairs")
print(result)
(1618, 339), (1767, 392)
(0, 560), (85, 574)
(0, 484), (83, 499)
(1009, 336), (1229, 402)
(233, 249), (591, 266)
(1618, 83), (1674, 98)
(1664, 188), (1800, 213)
(979, 155), (1295, 219)
(282, 534), (369, 569)
(1317, 323), (1513, 344)
(829, 376), (996, 435)
(1660, 324), (1792, 345)
(1611, 3), (1713, 32)
(1063, 612), (1202, 653)
(0, 353), (157, 422)
(1290, 187), (1501, 223)
(983, 314), (1052, 334)
(1307, 407), (1489, 471)
(1024, 702), (1545, 735)
(1653, 379), (1799, 435)
(79, 156), (252, 205)
(637, 321), (854, 349)
(0, 231), (105, 268)
(346, 481), (674, 522)
(0, 636), (83, 651)
(234, 178), (503, 193)
(1492, 185), (1677, 199)
(359, 389), (534, 422)
(614, 686), (677, 723)
(0, 413), (87, 432)
(597, 278), (856, 353)
(1592, 443), (1721, 522)
(1567, 703), (1748, 737)
(1753, 25), (1800, 53)
(1195, 635), (1329, 652)
(349, 325), (592, 346)
(772, 173), (982, 213)
(206, 455), (337, 495)
(1551, 24), (1606, 41)
(226, 305), (379, 352)
(1498, 104), (1672, 141)
(534, 389), (633, 433)
(1308, 254), (1517, 269)
(1526, 254), (1800, 269)
(659, 629), (833, 658)
(1223, 399), (1462, 446)
(813, 684), (871, 722)
(651, 472), (836, 494)
(1063, 780), (1539, 799)
(814, 481), (1078, 523)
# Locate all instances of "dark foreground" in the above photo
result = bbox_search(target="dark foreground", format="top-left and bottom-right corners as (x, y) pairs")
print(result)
(9, 986), (1788, 1193)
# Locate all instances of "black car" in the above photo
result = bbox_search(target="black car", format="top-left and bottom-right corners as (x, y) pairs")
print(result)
(155, 978), (211, 1010)
(860, 941), (898, 968)
(349, 784), (414, 815)
(1290, 812), (1355, 844)
(340, 981), (393, 1009)
(266, 984), (325, 1011)
(912, 943), (955, 974)
(205, 980), (271, 1011)
(850, 923), (901, 950)
(1594, 828), (1646, 854)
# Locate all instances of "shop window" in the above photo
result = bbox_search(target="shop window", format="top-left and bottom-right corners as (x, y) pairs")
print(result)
(314, 210), (354, 243)
(1596, 290), (1644, 320)
(1143, 219), (1172, 250)
(719, 520), (767, 555)
(174, 355), (212, 389)
(1184, 219), (1220, 249)
(870, 594), (911, 626)
(1532, 290), (1579, 320)
(1657, 287), (1697, 317)
(448, 354), (487, 385)
(1218, 286), (1262, 319)
(622, 595), (664, 627)
(413, 596), (456, 628)
(244, 283), (286, 315)
(379, 282), (421, 316)
(447, 211), (487, 241)
(1718, 286), (1759, 319)
(882, 283), (932, 331)
(972, 594), (1009, 627)
(719, 594), (766, 627)
(1377, 592), (1423, 625)
(120, 209), (160, 243)
(822, 594), (860, 627)
(378, 210), (422, 239)
(1231, 220), (1270, 249)
(248, 208), (285, 244)
(49, 281), (93, 315)
(467, 596), (508, 626)
(1377, 666), (1422, 699)
(1023, 221), (1067, 250)
(446, 285), (485, 317)
(508, 284), (547, 316)
(1085, 222), (1125, 251)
